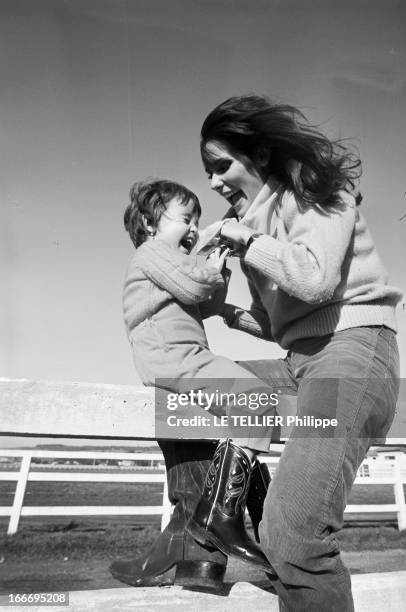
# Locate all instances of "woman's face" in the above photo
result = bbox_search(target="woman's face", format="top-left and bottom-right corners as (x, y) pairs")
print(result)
(203, 141), (268, 217)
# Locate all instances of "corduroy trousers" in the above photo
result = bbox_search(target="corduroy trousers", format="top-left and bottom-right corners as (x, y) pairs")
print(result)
(244, 326), (399, 611)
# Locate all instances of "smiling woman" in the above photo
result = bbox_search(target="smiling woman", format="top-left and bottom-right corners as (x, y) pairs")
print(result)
(192, 94), (403, 612)
(203, 141), (268, 217)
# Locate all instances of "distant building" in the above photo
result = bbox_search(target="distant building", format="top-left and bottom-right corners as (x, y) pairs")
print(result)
(358, 446), (406, 478)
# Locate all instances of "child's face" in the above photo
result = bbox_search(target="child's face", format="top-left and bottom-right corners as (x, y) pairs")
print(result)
(155, 198), (199, 253)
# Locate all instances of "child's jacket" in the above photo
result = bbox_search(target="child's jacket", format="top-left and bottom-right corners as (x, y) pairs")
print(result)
(123, 238), (254, 387)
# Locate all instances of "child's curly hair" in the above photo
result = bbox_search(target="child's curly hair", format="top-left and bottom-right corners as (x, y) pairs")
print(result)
(124, 178), (202, 248)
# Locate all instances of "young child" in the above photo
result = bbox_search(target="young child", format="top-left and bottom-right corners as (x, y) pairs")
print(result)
(122, 178), (278, 573)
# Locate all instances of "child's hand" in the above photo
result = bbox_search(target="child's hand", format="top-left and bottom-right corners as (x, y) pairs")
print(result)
(220, 219), (253, 247)
(206, 246), (230, 272)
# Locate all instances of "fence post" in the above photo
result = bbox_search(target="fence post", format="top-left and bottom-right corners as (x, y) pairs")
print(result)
(8, 452), (31, 535)
(393, 452), (406, 531)
(160, 478), (172, 531)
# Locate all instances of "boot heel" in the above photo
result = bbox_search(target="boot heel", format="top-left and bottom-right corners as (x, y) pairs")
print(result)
(175, 560), (226, 590)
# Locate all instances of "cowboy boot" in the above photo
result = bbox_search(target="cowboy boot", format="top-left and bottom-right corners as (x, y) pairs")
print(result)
(186, 440), (275, 573)
(246, 460), (271, 543)
(110, 440), (227, 589)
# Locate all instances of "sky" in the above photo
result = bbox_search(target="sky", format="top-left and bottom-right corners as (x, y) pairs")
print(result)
(1, 0), (405, 403)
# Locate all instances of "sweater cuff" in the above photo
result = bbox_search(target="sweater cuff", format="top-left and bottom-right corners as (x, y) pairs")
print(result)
(244, 234), (283, 276)
(234, 310), (268, 339)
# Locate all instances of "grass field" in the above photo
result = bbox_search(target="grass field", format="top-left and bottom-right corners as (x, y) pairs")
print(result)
(1, 518), (406, 560)
(1, 479), (403, 507)
(0, 479), (164, 507)
(0, 480), (405, 594)
(1, 480), (405, 552)
(1, 480), (405, 530)
(1, 518), (406, 594)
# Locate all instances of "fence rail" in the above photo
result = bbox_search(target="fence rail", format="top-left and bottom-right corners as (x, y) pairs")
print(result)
(1, 449), (405, 536)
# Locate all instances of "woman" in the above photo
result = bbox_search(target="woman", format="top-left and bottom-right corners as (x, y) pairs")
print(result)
(186, 95), (401, 611)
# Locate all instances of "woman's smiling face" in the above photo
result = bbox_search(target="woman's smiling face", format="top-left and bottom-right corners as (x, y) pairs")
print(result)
(203, 141), (268, 217)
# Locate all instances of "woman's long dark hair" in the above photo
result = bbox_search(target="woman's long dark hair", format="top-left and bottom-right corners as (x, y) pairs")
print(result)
(201, 95), (362, 208)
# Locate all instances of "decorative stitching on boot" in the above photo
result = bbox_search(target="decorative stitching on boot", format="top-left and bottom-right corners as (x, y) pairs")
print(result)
(206, 441), (229, 526)
(204, 448), (222, 501)
(224, 472), (245, 509)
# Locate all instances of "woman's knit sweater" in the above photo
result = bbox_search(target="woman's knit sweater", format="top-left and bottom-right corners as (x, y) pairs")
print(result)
(227, 181), (402, 349)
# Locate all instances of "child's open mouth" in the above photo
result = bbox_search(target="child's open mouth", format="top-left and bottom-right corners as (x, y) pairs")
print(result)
(180, 234), (197, 253)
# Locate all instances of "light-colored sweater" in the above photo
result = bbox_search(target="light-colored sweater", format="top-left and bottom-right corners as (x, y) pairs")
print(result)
(123, 238), (255, 386)
(227, 180), (402, 349)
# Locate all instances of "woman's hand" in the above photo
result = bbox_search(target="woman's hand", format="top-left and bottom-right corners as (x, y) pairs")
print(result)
(206, 246), (230, 272)
(220, 219), (254, 247)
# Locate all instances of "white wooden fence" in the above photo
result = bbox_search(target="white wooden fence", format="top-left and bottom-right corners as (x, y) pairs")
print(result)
(0, 450), (171, 535)
(1, 449), (405, 536)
